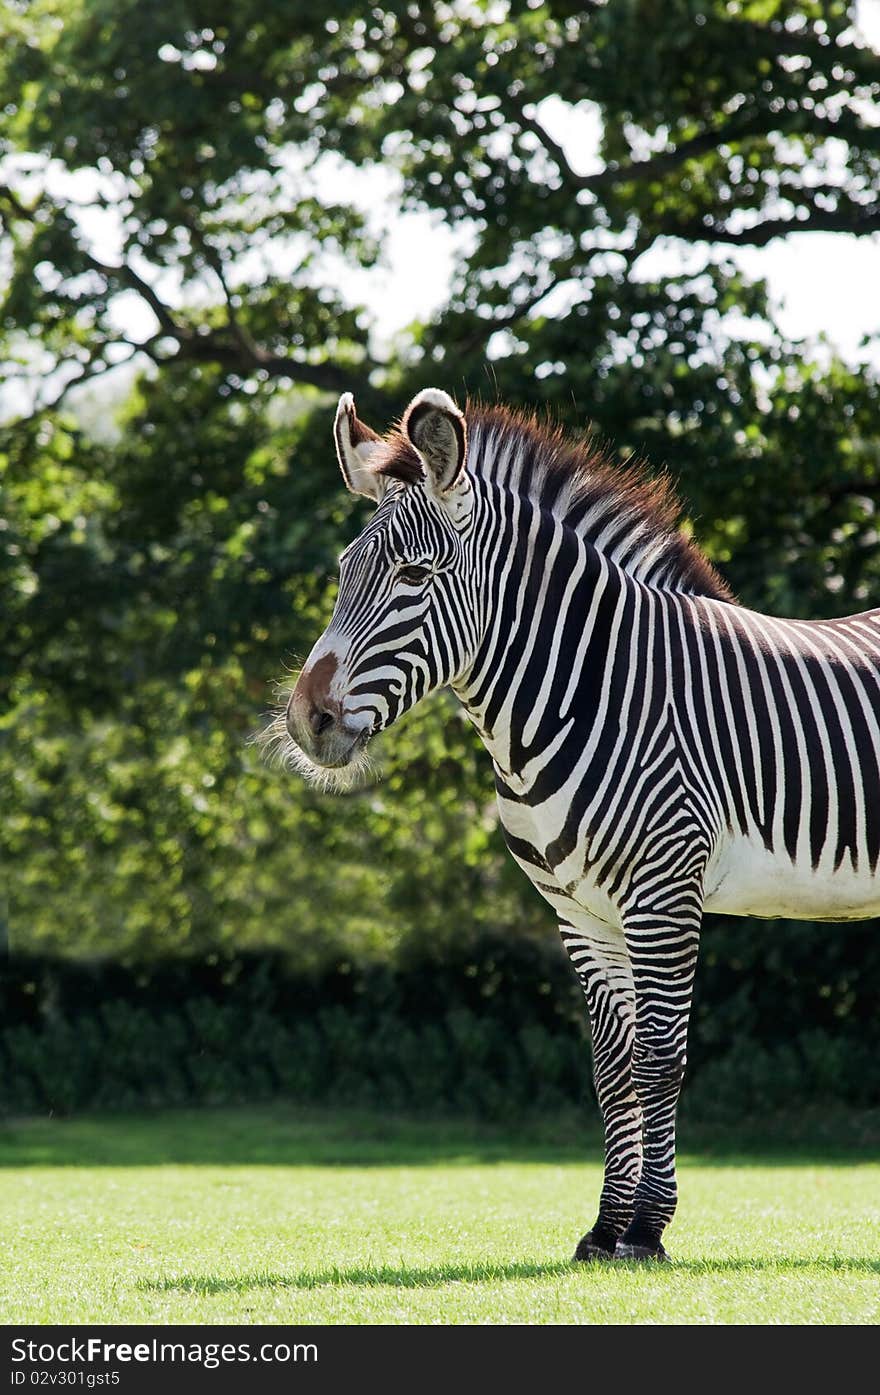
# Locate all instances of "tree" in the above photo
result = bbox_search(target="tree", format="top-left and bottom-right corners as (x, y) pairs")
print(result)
(2, 1), (878, 402)
(3, 2), (879, 610)
(2, 0), (879, 961)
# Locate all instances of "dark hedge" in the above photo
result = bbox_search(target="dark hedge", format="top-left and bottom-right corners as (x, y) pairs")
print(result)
(1, 923), (877, 1121)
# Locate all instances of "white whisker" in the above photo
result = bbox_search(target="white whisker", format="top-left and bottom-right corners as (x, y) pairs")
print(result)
(250, 697), (381, 794)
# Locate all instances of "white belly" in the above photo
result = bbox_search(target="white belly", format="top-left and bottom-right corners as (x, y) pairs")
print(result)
(704, 834), (880, 920)
(498, 777), (880, 924)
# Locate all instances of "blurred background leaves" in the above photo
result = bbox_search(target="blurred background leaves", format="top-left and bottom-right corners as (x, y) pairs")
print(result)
(1, 0), (879, 1116)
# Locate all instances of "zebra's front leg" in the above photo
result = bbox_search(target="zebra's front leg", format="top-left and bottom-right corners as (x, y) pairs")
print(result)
(616, 891), (702, 1261)
(559, 917), (642, 1262)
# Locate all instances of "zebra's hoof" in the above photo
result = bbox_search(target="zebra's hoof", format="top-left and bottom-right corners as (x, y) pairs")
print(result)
(573, 1232), (617, 1262)
(615, 1242), (671, 1262)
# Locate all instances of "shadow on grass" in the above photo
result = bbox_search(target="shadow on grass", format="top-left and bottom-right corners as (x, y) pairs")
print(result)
(2, 1105), (879, 1169)
(140, 1253), (880, 1296)
(139, 1260), (575, 1295)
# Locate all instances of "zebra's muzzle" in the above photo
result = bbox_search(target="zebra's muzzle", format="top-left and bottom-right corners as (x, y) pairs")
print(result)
(286, 652), (364, 767)
(286, 699), (370, 769)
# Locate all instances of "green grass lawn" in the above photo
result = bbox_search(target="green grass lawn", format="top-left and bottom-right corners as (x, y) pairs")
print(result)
(0, 1107), (877, 1324)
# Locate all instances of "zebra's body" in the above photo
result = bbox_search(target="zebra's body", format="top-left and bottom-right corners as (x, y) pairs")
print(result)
(482, 590), (880, 927)
(275, 389), (879, 1260)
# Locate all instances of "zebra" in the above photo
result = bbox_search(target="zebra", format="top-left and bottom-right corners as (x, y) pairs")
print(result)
(271, 386), (880, 1262)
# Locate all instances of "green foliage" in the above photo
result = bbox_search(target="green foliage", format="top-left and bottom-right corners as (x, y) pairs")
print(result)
(0, 0), (879, 1112)
(0, 940), (588, 1117)
(2, 935), (877, 1118)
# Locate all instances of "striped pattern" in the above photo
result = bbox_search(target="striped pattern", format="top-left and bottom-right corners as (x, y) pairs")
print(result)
(285, 399), (880, 1259)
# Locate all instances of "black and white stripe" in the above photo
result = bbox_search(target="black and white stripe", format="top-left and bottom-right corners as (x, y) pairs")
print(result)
(281, 392), (880, 1261)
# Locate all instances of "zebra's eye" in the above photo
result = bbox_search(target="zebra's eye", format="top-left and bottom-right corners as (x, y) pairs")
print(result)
(397, 563), (432, 586)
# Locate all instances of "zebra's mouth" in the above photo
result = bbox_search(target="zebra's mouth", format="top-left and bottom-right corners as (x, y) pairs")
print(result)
(295, 727), (376, 792)
(318, 726), (372, 770)
(254, 711), (377, 793)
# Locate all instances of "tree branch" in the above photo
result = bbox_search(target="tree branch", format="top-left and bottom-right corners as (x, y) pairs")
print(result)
(172, 333), (362, 391)
(668, 202), (880, 247)
(180, 214), (270, 365)
(502, 92), (579, 182)
(2, 189), (375, 398)
(29, 347), (137, 418)
(78, 248), (182, 338)
(504, 97), (879, 201)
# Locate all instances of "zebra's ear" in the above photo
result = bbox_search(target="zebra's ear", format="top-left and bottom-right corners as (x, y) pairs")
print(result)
(334, 393), (387, 503)
(401, 389), (468, 496)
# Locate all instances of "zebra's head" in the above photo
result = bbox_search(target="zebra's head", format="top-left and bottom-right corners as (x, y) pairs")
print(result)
(279, 388), (482, 789)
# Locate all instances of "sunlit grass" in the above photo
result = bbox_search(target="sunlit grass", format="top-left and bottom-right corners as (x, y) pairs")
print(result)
(1, 1107), (877, 1324)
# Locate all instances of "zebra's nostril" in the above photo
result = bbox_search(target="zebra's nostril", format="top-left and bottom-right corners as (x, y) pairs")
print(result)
(311, 708), (335, 736)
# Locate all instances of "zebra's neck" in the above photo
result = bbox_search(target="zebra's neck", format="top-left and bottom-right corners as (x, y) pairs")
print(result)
(463, 406), (732, 602)
(453, 496), (621, 777)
